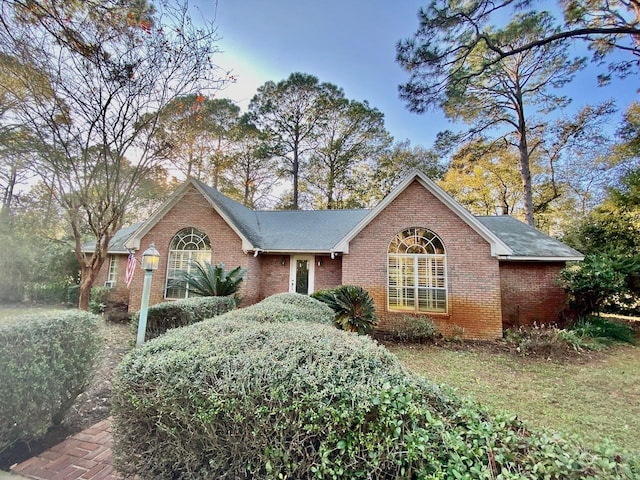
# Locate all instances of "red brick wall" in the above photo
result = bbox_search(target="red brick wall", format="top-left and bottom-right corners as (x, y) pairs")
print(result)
(342, 180), (503, 340)
(499, 262), (568, 328)
(93, 254), (130, 304)
(256, 255), (343, 300)
(127, 185), (261, 312)
(314, 255), (342, 291)
(258, 255), (291, 299)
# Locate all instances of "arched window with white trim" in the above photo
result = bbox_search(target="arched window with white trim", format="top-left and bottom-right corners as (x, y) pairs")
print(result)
(387, 228), (447, 313)
(165, 227), (211, 299)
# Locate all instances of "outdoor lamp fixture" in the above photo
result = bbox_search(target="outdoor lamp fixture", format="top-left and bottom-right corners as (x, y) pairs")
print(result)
(136, 243), (160, 347)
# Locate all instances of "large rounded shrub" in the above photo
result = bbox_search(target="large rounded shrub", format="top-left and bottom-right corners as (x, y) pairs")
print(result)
(112, 317), (637, 479)
(220, 292), (335, 325)
(0, 310), (101, 453)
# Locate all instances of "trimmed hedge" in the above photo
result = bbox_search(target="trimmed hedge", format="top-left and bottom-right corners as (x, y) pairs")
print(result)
(220, 292), (335, 325)
(0, 310), (101, 454)
(131, 295), (236, 341)
(112, 316), (638, 479)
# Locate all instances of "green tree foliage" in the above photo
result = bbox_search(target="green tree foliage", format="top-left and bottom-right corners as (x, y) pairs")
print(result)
(367, 140), (445, 204)
(397, 1), (640, 87)
(0, 0), (226, 309)
(558, 252), (640, 318)
(306, 93), (390, 209)
(439, 139), (525, 216)
(439, 102), (617, 230)
(563, 166), (640, 255)
(152, 95), (241, 187)
(219, 115), (280, 208)
(615, 101), (640, 161)
(398, 9), (585, 225)
(249, 73), (335, 209)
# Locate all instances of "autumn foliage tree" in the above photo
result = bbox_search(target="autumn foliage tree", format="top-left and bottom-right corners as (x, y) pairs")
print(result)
(0, 0), (226, 309)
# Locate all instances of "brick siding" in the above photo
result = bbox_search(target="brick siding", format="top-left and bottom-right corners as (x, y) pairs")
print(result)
(343, 180), (503, 340)
(127, 184), (262, 312)
(499, 262), (568, 328)
(94, 179), (568, 340)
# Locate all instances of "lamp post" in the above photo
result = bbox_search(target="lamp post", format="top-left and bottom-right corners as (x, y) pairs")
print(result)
(136, 242), (160, 347)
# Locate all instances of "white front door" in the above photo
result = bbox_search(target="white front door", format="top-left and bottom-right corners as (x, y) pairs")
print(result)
(289, 255), (315, 294)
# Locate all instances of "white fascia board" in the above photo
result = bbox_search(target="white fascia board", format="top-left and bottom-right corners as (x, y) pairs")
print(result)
(333, 170), (513, 257)
(498, 255), (585, 262)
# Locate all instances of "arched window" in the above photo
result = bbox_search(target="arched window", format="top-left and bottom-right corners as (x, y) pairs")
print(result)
(387, 228), (447, 313)
(165, 227), (211, 299)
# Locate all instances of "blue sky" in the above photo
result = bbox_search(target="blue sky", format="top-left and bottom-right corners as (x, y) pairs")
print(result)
(193, 0), (636, 149)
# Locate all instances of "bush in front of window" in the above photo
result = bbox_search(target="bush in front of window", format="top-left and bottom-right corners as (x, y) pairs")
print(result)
(170, 261), (247, 299)
(89, 286), (112, 314)
(312, 285), (378, 334)
(112, 317), (639, 479)
(130, 295), (236, 342)
(386, 314), (440, 343)
(0, 310), (101, 455)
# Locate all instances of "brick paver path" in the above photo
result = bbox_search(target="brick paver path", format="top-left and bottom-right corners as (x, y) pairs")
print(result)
(11, 419), (117, 480)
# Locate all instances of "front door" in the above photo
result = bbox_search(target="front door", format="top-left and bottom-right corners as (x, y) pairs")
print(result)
(289, 255), (315, 294)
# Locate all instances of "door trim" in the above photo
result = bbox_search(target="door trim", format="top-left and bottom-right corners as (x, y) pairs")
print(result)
(289, 255), (315, 294)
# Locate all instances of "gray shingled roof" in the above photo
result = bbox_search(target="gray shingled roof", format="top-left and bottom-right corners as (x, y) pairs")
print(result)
(476, 216), (583, 259)
(83, 222), (143, 253)
(253, 210), (370, 251)
(105, 179), (581, 260)
(194, 178), (370, 252)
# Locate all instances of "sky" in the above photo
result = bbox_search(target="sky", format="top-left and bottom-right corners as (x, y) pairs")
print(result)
(191, 0), (637, 149)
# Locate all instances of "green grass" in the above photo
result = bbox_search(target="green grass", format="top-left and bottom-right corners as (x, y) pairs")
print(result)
(389, 343), (640, 454)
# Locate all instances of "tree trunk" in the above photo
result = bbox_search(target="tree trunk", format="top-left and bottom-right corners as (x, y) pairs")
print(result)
(78, 266), (96, 311)
(515, 91), (535, 226)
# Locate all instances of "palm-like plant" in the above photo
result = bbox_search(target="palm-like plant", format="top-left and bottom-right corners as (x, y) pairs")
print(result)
(173, 261), (246, 297)
(313, 285), (378, 334)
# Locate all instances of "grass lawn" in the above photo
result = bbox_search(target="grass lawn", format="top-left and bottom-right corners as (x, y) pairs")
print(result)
(389, 342), (640, 454)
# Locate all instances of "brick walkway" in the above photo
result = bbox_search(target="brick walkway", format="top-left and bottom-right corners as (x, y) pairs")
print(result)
(10, 419), (117, 480)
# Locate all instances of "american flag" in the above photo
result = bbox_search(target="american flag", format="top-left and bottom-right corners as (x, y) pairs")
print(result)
(125, 252), (136, 288)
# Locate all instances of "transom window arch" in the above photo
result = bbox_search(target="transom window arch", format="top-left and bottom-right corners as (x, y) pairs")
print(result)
(387, 228), (447, 313)
(165, 227), (211, 299)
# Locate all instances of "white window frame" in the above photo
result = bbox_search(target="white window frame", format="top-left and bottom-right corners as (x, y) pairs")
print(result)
(387, 228), (447, 314)
(105, 255), (118, 288)
(164, 228), (212, 299)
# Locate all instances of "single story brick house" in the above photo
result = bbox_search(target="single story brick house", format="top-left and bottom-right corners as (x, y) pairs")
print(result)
(93, 170), (583, 340)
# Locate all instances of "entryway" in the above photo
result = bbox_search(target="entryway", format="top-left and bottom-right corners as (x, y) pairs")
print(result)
(289, 255), (315, 295)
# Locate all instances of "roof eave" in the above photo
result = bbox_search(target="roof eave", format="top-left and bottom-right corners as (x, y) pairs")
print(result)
(247, 248), (344, 255)
(497, 255), (585, 262)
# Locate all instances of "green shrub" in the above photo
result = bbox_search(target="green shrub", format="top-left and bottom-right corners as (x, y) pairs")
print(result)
(131, 296), (236, 341)
(24, 277), (78, 305)
(387, 315), (439, 343)
(0, 310), (101, 454)
(89, 286), (112, 314)
(570, 316), (636, 345)
(312, 285), (378, 334)
(558, 253), (640, 318)
(225, 292), (334, 325)
(504, 324), (600, 356)
(112, 318), (638, 479)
